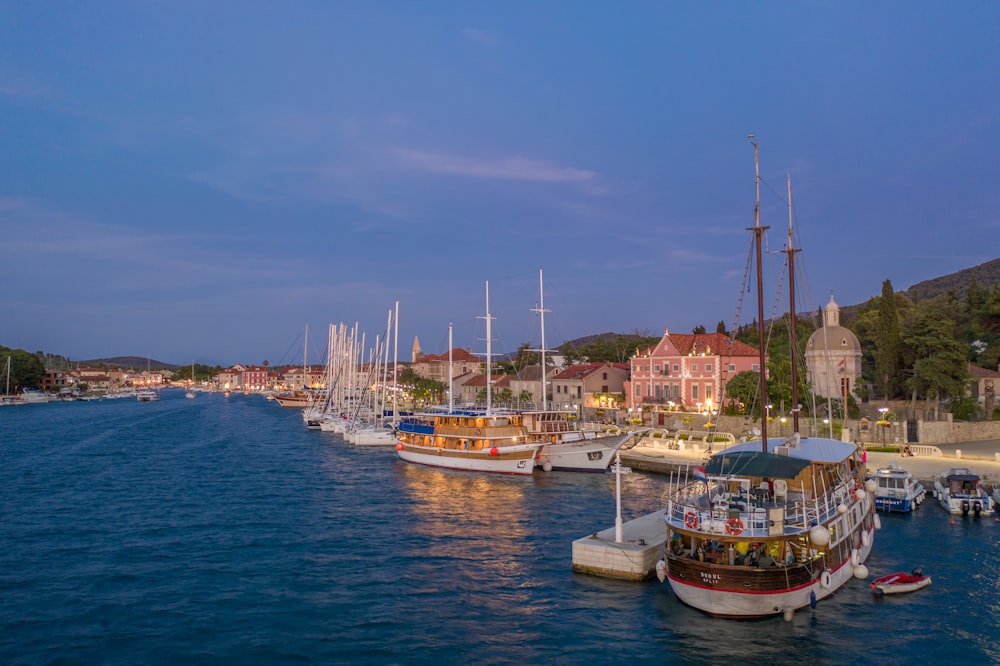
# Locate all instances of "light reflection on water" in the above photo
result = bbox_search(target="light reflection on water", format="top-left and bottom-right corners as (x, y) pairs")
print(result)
(2, 393), (999, 665)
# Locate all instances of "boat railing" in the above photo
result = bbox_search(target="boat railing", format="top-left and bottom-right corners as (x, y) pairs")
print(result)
(665, 481), (854, 538)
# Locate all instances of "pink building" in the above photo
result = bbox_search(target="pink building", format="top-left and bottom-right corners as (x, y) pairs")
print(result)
(624, 328), (762, 413)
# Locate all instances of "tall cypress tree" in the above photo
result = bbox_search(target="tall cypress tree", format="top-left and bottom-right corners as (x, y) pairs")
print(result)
(875, 279), (901, 399)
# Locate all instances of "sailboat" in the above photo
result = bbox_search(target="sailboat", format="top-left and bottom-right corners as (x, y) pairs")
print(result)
(521, 269), (649, 471)
(394, 282), (544, 474)
(656, 138), (878, 618)
(185, 362), (196, 399)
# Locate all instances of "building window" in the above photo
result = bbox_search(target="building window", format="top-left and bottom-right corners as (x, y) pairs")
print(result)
(706, 385), (712, 400)
(691, 364), (699, 372)
(752, 364), (760, 372)
(635, 384), (641, 397)
(727, 363), (735, 372)
(672, 364), (680, 372)
(691, 384), (699, 400)
(705, 363), (713, 372)
(603, 372), (608, 380)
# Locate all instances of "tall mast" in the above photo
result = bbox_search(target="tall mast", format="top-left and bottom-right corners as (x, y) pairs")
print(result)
(531, 268), (550, 410)
(479, 281), (494, 416)
(392, 300), (399, 424)
(448, 324), (454, 412)
(783, 173), (801, 436)
(748, 135), (770, 452)
(304, 324), (308, 373)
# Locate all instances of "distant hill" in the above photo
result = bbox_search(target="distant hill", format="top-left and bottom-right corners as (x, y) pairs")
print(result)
(79, 356), (180, 371)
(903, 257), (1000, 302)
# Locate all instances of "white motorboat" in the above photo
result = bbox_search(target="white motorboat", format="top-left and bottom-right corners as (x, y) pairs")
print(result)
(871, 461), (926, 512)
(933, 467), (993, 516)
(136, 389), (159, 402)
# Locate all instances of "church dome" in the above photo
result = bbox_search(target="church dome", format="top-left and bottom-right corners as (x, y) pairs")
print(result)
(806, 295), (861, 353)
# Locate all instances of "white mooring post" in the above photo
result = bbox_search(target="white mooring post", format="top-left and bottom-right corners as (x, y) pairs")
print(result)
(612, 451), (631, 543)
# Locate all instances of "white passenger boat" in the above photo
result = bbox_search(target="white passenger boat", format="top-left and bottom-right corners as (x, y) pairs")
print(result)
(19, 389), (51, 404)
(136, 389), (159, 402)
(395, 408), (542, 475)
(933, 467), (993, 516)
(871, 462), (926, 512)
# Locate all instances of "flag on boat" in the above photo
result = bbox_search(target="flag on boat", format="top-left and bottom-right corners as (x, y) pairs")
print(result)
(837, 358), (846, 373)
(692, 466), (706, 483)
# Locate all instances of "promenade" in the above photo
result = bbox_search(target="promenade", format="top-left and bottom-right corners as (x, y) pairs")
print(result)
(622, 435), (1000, 485)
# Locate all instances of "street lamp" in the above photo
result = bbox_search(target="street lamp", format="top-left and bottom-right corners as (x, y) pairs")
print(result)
(878, 407), (889, 446)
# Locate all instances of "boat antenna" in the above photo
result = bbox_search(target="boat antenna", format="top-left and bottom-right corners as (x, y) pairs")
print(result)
(782, 173), (801, 436)
(748, 135), (770, 452)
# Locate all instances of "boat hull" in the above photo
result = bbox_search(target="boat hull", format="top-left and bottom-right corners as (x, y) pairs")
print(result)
(538, 432), (633, 472)
(665, 528), (874, 618)
(396, 444), (538, 475)
(871, 573), (931, 595)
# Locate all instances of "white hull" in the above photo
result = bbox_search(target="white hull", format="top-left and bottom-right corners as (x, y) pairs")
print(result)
(396, 445), (538, 475)
(872, 575), (931, 595)
(349, 428), (398, 446)
(934, 489), (994, 515)
(19, 390), (50, 404)
(539, 432), (635, 471)
(933, 468), (994, 515)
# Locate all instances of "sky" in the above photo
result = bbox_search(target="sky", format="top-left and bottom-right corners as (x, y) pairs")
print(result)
(1, 2), (998, 367)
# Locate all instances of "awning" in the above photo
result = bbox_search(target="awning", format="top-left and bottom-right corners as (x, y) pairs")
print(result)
(705, 450), (811, 479)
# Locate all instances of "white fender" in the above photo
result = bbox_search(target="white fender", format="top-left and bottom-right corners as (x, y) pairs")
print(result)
(873, 514), (882, 530)
(861, 530), (872, 548)
(820, 570), (832, 589)
(851, 548), (860, 567)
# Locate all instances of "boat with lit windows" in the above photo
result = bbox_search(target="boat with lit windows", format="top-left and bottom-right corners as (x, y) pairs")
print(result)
(273, 391), (315, 408)
(871, 461), (926, 512)
(933, 467), (993, 516)
(870, 569), (931, 595)
(657, 139), (878, 618)
(395, 408), (542, 475)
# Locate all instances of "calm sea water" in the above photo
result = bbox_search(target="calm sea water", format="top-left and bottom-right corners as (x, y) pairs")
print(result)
(2, 391), (998, 665)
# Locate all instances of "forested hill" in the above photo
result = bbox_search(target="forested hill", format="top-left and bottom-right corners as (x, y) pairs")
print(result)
(904, 257), (1000, 302)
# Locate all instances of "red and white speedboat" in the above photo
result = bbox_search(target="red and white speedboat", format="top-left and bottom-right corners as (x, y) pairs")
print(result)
(870, 570), (931, 595)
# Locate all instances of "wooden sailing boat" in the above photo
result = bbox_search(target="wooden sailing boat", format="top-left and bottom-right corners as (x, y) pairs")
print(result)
(657, 138), (879, 618)
(395, 281), (543, 474)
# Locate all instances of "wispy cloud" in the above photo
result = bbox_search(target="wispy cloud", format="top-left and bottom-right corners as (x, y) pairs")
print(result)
(392, 149), (595, 184)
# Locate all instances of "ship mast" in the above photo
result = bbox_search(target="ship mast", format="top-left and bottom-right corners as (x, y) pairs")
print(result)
(748, 135), (769, 452)
(783, 174), (801, 436)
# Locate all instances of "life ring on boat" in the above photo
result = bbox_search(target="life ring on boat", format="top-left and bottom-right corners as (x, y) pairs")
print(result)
(851, 548), (860, 567)
(725, 517), (744, 536)
(475, 428), (482, 435)
(684, 512), (699, 529)
(861, 530), (872, 548)
(820, 570), (832, 589)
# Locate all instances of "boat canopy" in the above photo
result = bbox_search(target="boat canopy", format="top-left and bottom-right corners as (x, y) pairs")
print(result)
(705, 450), (811, 479)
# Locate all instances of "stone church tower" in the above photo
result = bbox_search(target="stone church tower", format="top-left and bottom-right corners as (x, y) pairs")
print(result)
(805, 295), (862, 400)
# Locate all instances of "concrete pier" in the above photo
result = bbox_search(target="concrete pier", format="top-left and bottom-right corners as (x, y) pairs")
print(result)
(571, 510), (666, 581)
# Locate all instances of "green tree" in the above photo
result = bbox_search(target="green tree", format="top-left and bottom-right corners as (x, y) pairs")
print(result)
(901, 312), (971, 418)
(0, 347), (46, 391)
(875, 279), (902, 399)
(724, 370), (759, 416)
(716, 320), (728, 334)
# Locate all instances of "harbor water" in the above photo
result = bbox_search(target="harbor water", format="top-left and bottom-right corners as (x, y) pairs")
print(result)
(2, 391), (999, 664)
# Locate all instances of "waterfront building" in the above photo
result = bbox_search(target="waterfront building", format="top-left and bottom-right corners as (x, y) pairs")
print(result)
(623, 328), (760, 415)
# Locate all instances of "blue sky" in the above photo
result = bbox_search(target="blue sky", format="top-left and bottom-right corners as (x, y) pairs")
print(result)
(1, 2), (997, 367)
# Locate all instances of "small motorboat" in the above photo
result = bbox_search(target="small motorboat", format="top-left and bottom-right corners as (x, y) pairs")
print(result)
(871, 569), (931, 595)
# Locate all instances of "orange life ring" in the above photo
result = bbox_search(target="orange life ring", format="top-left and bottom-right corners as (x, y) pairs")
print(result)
(725, 517), (744, 536)
(684, 512), (698, 529)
